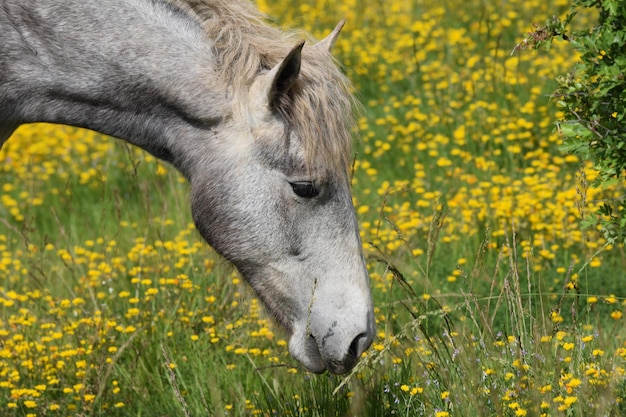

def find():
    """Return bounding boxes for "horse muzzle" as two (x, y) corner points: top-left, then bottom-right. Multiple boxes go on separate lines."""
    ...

(289, 306), (375, 374)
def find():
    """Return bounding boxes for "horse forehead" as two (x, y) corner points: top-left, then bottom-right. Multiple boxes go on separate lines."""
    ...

(246, 114), (350, 177)
(235, 72), (352, 175)
(248, 127), (310, 173)
(244, 120), (338, 180)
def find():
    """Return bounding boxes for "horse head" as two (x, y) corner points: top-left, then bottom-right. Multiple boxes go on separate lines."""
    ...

(189, 24), (375, 374)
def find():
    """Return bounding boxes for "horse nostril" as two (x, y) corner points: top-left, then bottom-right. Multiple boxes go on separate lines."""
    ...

(348, 332), (371, 360)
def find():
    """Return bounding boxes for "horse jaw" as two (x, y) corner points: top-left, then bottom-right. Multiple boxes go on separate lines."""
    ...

(288, 330), (326, 374)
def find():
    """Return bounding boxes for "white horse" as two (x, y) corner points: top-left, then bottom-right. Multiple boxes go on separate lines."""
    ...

(0, 0), (374, 374)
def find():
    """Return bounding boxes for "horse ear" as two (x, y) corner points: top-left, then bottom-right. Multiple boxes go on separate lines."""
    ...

(266, 41), (305, 109)
(314, 19), (345, 52)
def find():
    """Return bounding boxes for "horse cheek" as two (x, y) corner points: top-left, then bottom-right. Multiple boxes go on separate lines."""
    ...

(189, 172), (276, 265)
(190, 179), (237, 261)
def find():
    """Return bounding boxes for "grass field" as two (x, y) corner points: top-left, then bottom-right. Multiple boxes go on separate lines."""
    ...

(2, 0), (626, 416)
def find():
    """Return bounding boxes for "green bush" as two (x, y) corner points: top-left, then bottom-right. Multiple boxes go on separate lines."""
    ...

(518, 0), (626, 243)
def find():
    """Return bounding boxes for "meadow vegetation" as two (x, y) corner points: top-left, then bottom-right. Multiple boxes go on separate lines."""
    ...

(2, 0), (626, 415)
(519, 0), (626, 246)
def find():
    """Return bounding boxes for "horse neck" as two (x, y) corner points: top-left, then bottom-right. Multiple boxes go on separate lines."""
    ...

(0, 0), (227, 177)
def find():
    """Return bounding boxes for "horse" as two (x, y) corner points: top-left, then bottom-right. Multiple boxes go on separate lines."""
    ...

(0, 0), (374, 374)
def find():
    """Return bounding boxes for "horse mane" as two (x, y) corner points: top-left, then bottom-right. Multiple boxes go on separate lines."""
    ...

(167, 0), (356, 173)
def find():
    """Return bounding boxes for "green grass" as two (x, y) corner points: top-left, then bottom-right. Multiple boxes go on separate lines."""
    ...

(2, 0), (626, 416)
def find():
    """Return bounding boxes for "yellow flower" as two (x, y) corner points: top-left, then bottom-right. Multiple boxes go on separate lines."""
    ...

(589, 258), (601, 267)
(550, 311), (564, 323)
(539, 384), (552, 394)
(436, 157), (452, 167)
(23, 400), (37, 408)
(145, 288), (158, 296)
(567, 378), (582, 389)
(564, 396), (578, 406)
(592, 349), (604, 356)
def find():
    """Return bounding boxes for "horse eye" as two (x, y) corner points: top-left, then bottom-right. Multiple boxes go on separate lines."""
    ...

(290, 181), (319, 198)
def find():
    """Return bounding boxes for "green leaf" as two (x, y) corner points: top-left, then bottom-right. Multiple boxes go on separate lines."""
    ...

(558, 122), (593, 139)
